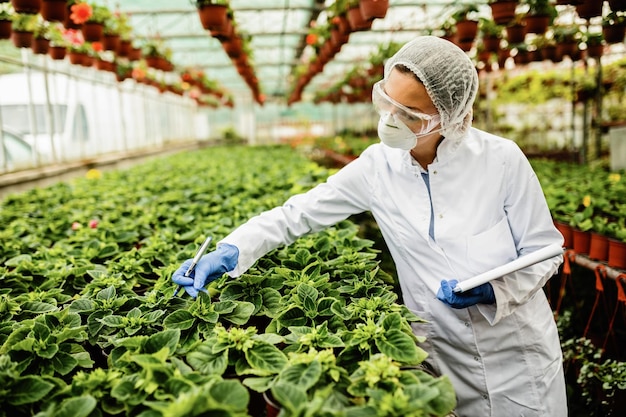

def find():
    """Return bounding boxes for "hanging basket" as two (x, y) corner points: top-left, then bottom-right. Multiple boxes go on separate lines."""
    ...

(455, 19), (478, 42)
(586, 44), (604, 59)
(41, 0), (67, 22)
(603, 24), (626, 44)
(608, 0), (626, 12)
(359, 0), (389, 21)
(103, 33), (120, 52)
(489, 0), (518, 26)
(11, 30), (33, 48)
(196, 4), (228, 31)
(48, 44), (66, 60)
(31, 37), (50, 54)
(575, 0), (604, 20)
(524, 15), (550, 35)
(10, 0), (41, 14)
(0, 19), (11, 39)
(68, 50), (87, 65)
(347, 6), (372, 32)
(81, 21), (103, 42)
(505, 23), (526, 44)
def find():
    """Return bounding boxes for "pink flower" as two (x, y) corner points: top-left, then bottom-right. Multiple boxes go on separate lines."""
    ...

(88, 219), (99, 229)
(71, 222), (82, 230)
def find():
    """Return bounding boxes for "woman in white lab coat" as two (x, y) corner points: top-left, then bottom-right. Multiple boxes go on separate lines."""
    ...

(173, 36), (567, 417)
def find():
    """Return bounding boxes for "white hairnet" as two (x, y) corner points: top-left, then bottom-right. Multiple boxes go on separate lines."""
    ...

(384, 36), (478, 141)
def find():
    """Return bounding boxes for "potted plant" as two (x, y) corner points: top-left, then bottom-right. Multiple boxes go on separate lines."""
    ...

(553, 24), (581, 60)
(41, 0), (68, 22)
(47, 21), (67, 59)
(479, 17), (504, 52)
(488, 0), (519, 26)
(575, 0), (604, 20)
(0, 2), (13, 39)
(359, 0), (389, 21)
(602, 12), (626, 44)
(451, 4), (480, 43)
(523, 0), (557, 34)
(346, 0), (372, 32)
(31, 16), (50, 54)
(584, 32), (604, 59)
(10, 0), (41, 14)
(505, 12), (526, 44)
(10, 12), (36, 48)
(191, 0), (229, 31)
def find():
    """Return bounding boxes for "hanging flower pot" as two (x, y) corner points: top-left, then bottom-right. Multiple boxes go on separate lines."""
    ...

(196, 3), (228, 31)
(608, 0), (626, 12)
(10, 0), (41, 14)
(48, 44), (66, 60)
(68, 50), (86, 65)
(347, 6), (372, 32)
(81, 21), (103, 42)
(556, 0), (583, 4)
(31, 37), (50, 54)
(524, 15), (550, 35)
(541, 44), (558, 61)
(603, 23), (626, 44)
(483, 35), (501, 52)
(359, 0), (389, 21)
(607, 238), (626, 269)
(41, 0), (67, 22)
(505, 22), (526, 44)
(455, 19), (478, 42)
(103, 33), (119, 52)
(0, 19), (11, 39)
(576, 0), (604, 20)
(11, 29), (33, 48)
(489, 0), (518, 26)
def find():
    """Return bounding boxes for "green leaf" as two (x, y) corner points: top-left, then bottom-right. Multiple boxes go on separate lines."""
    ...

(99, 315), (125, 327)
(52, 351), (79, 375)
(277, 306), (307, 327)
(222, 301), (255, 326)
(8, 376), (55, 405)
(186, 344), (228, 375)
(20, 301), (57, 314)
(271, 382), (308, 413)
(143, 329), (180, 354)
(242, 376), (274, 393)
(244, 342), (287, 375)
(375, 329), (427, 364)
(55, 395), (97, 417)
(278, 360), (322, 392)
(163, 310), (195, 330)
(210, 379), (249, 411)
(5, 254), (32, 266)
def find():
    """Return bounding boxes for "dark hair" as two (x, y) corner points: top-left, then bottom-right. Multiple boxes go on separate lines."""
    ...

(393, 63), (423, 84)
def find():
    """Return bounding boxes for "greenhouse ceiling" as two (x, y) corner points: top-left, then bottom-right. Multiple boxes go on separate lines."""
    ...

(116, 0), (491, 105)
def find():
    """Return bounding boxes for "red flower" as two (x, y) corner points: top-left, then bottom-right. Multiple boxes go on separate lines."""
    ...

(306, 33), (318, 45)
(70, 2), (93, 25)
(91, 41), (103, 52)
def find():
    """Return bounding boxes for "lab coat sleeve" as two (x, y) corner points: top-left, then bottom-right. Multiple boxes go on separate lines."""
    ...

(219, 147), (376, 276)
(477, 144), (564, 325)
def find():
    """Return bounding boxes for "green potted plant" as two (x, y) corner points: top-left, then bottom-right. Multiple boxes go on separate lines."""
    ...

(191, 0), (230, 31)
(46, 22), (68, 59)
(479, 17), (504, 52)
(32, 17), (51, 54)
(602, 12), (626, 44)
(0, 2), (13, 40)
(553, 24), (582, 60)
(585, 32), (604, 58)
(488, 0), (519, 26)
(523, 0), (557, 34)
(10, 12), (37, 48)
(451, 4), (480, 43)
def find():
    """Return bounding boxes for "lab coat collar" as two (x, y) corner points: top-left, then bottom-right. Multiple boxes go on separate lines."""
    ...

(400, 132), (466, 170)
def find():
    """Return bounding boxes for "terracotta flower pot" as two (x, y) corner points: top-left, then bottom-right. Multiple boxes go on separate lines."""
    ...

(359, 0), (389, 21)
(588, 232), (609, 261)
(81, 21), (103, 42)
(506, 23), (526, 44)
(575, 0), (604, 20)
(555, 221), (574, 249)
(0, 19), (11, 39)
(609, 0), (626, 12)
(347, 6), (372, 32)
(31, 37), (50, 54)
(489, 0), (518, 26)
(572, 229), (591, 255)
(524, 15), (550, 34)
(607, 239), (626, 269)
(11, 30), (33, 48)
(48, 44), (66, 60)
(41, 0), (67, 22)
(10, 0), (41, 14)
(103, 33), (120, 52)
(68, 50), (86, 65)
(263, 392), (280, 417)
(196, 3), (228, 30)
(455, 19), (478, 42)
(603, 24), (626, 44)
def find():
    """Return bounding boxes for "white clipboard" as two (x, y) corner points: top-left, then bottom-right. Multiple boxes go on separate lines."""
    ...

(452, 243), (564, 293)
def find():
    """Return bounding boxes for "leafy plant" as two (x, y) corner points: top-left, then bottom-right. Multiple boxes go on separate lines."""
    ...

(11, 13), (36, 31)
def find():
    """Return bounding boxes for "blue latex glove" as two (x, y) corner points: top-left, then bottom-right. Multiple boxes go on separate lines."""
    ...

(172, 243), (239, 297)
(436, 279), (495, 309)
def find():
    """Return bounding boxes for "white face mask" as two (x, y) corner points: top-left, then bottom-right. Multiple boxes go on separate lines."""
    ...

(378, 112), (442, 150)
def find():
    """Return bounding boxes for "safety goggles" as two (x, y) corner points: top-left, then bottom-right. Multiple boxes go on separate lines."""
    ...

(372, 80), (441, 133)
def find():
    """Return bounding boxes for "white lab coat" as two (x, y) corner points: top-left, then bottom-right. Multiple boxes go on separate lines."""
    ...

(221, 127), (567, 417)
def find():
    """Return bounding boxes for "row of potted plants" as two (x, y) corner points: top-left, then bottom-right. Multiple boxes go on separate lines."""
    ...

(0, 145), (456, 416)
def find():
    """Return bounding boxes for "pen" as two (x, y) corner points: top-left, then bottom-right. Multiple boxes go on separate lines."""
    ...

(172, 236), (213, 298)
